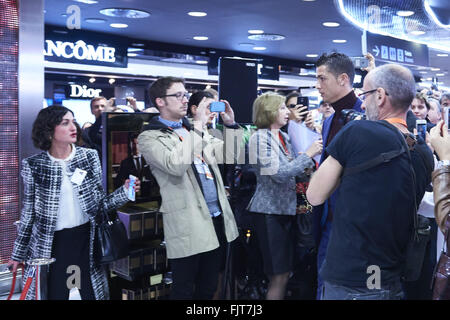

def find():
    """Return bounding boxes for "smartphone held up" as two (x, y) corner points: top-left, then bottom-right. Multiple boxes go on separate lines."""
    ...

(416, 119), (427, 141)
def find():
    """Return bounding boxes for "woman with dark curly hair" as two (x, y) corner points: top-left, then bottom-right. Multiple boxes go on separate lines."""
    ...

(7, 105), (140, 300)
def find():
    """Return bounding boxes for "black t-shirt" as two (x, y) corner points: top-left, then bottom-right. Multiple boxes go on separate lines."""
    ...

(320, 120), (417, 287)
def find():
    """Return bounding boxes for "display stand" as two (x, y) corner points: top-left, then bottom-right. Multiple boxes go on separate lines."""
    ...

(101, 112), (171, 300)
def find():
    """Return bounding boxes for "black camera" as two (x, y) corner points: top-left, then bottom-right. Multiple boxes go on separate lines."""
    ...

(340, 109), (367, 124)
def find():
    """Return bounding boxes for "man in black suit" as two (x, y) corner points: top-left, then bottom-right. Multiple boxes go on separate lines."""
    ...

(115, 135), (158, 199)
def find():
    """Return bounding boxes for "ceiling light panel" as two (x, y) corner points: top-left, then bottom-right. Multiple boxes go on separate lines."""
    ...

(248, 34), (285, 41)
(73, 0), (98, 4)
(100, 8), (151, 19)
(322, 22), (340, 27)
(248, 30), (264, 34)
(334, 0), (450, 52)
(110, 23), (128, 28)
(188, 12), (207, 17)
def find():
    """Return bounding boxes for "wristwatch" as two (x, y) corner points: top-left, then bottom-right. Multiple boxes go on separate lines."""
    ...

(436, 160), (450, 170)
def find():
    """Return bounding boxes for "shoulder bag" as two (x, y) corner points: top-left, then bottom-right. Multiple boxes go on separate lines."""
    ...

(94, 206), (129, 265)
(431, 214), (450, 300)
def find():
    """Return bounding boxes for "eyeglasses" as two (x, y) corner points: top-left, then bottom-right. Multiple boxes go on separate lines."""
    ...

(358, 88), (389, 101)
(358, 89), (377, 101)
(161, 91), (190, 101)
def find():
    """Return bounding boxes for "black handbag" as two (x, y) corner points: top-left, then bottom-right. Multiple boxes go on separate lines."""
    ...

(94, 207), (129, 265)
(294, 180), (316, 252)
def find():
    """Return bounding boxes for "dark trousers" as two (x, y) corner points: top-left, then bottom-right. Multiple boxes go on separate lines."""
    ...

(169, 215), (227, 300)
(316, 220), (332, 300)
(322, 280), (404, 300)
(47, 222), (95, 300)
(403, 217), (438, 300)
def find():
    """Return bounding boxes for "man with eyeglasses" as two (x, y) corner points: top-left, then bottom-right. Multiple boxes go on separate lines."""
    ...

(307, 64), (433, 299)
(137, 76), (239, 300)
(312, 52), (363, 299)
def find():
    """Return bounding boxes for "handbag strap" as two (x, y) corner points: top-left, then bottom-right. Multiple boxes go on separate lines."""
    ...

(445, 214), (450, 254)
(6, 264), (24, 301)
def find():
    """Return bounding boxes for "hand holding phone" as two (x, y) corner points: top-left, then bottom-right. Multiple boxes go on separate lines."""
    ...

(350, 56), (369, 69)
(415, 119), (427, 141)
(127, 175), (137, 201)
(209, 101), (226, 113)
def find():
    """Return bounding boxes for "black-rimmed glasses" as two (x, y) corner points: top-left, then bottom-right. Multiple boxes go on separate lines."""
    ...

(358, 88), (389, 101)
(161, 92), (190, 101)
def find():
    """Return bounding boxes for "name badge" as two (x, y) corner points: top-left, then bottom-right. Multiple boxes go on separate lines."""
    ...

(71, 168), (87, 185)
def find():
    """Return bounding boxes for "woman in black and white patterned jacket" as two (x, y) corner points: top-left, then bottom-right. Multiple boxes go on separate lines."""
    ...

(7, 106), (139, 300)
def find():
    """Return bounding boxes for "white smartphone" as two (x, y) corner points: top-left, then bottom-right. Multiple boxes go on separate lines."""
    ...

(416, 119), (427, 141)
(128, 174), (136, 201)
(445, 107), (450, 133)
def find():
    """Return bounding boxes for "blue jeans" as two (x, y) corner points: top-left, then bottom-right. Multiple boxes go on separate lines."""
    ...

(322, 280), (404, 300)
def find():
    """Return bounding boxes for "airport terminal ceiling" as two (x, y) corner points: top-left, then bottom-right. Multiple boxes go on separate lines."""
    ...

(43, 0), (450, 88)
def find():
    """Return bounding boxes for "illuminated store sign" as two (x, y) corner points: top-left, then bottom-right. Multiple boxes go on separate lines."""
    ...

(70, 84), (102, 98)
(45, 27), (128, 68)
(45, 40), (116, 63)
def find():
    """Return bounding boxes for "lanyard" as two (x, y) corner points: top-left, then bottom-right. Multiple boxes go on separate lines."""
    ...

(384, 118), (408, 129)
(168, 125), (189, 141)
(278, 132), (290, 155)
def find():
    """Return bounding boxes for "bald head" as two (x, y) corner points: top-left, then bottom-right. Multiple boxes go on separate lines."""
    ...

(367, 64), (416, 112)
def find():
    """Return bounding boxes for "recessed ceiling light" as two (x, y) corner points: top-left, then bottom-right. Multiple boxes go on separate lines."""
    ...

(332, 39), (347, 43)
(436, 73), (445, 77)
(253, 46), (267, 51)
(431, 67), (440, 71)
(89, 77), (96, 83)
(127, 48), (143, 52)
(110, 23), (128, 28)
(437, 53), (449, 57)
(248, 34), (285, 41)
(396, 10), (414, 17)
(109, 78), (116, 84)
(239, 42), (255, 47)
(100, 8), (150, 19)
(188, 11), (207, 17)
(248, 29), (264, 34)
(426, 77), (433, 81)
(73, 0), (98, 4)
(195, 60), (208, 64)
(323, 22), (340, 27)
(193, 36), (208, 41)
(85, 18), (106, 24)
(127, 53), (138, 57)
(410, 30), (425, 36)
(306, 54), (318, 58)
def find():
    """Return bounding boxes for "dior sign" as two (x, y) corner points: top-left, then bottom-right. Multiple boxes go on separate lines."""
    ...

(70, 84), (102, 98)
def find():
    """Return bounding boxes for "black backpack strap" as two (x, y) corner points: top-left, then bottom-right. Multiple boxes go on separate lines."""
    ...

(342, 147), (406, 177)
(377, 120), (419, 239)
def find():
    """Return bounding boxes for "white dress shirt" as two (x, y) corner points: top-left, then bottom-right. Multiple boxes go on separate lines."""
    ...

(47, 145), (89, 231)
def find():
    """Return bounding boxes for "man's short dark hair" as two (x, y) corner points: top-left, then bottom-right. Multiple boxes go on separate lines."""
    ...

(316, 52), (355, 85)
(32, 105), (75, 151)
(148, 76), (185, 108)
(187, 91), (214, 117)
